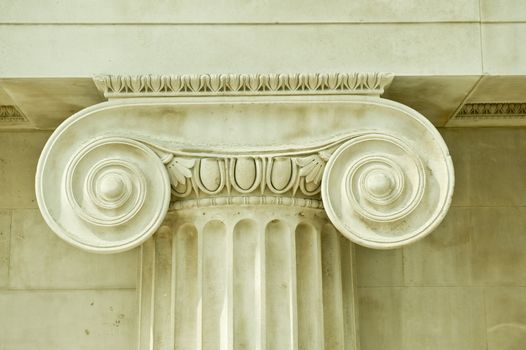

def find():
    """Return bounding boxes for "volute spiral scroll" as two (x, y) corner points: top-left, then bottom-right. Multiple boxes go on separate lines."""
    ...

(36, 136), (171, 254)
(321, 132), (454, 249)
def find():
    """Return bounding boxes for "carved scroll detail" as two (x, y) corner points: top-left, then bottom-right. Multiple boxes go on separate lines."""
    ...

(322, 133), (454, 249)
(36, 136), (171, 253)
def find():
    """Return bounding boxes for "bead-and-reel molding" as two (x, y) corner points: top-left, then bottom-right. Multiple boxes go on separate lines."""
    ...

(37, 136), (170, 253)
(322, 132), (453, 249)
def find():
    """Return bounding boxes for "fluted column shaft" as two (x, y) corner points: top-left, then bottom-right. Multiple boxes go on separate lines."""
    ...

(138, 206), (360, 350)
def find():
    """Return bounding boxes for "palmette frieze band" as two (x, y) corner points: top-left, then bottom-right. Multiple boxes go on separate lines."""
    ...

(94, 72), (394, 98)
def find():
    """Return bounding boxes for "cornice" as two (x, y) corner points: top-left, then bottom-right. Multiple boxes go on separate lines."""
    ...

(93, 73), (394, 99)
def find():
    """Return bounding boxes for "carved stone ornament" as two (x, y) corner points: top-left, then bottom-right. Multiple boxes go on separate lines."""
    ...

(93, 72), (394, 98)
(36, 73), (454, 253)
(448, 102), (526, 126)
(0, 105), (29, 124)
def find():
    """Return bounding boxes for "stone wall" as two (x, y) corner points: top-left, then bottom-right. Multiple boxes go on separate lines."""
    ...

(0, 132), (138, 348)
(0, 127), (524, 349)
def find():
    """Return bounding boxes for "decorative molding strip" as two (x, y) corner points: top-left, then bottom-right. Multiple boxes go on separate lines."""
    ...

(448, 102), (526, 127)
(93, 72), (394, 98)
(456, 103), (526, 119)
(171, 195), (324, 210)
(0, 105), (28, 123)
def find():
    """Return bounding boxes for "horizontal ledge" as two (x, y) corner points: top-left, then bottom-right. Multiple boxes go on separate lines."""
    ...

(0, 21), (493, 25)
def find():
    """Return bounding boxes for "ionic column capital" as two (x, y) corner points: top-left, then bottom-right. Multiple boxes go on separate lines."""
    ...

(36, 73), (454, 253)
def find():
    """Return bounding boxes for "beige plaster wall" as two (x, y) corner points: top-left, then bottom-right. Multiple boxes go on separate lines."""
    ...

(0, 127), (525, 349)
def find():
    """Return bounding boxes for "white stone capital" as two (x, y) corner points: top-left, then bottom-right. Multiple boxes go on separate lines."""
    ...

(36, 73), (454, 253)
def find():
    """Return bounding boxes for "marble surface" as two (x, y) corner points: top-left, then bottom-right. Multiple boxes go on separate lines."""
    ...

(0, 24), (482, 77)
(485, 287), (526, 350)
(359, 287), (487, 350)
(441, 128), (526, 207)
(480, 0), (526, 22)
(0, 210), (10, 288)
(403, 207), (472, 286)
(482, 23), (526, 75)
(9, 209), (137, 289)
(0, 0), (480, 23)
(0, 290), (137, 350)
(0, 131), (51, 208)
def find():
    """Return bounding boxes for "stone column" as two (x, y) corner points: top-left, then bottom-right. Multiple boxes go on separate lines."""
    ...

(34, 73), (454, 350)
